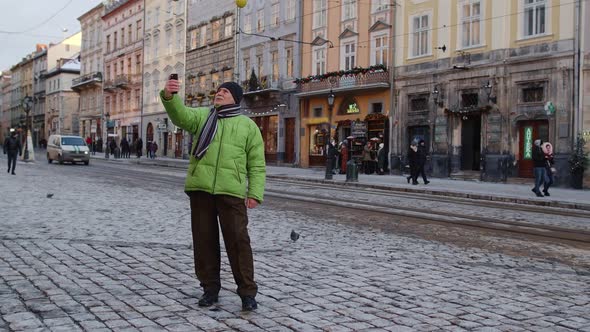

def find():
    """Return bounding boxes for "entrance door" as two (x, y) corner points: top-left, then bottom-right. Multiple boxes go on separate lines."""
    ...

(175, 131), (183, 158)
(518, 120), (549, 178)
(461, 114), (481, 171)
(163, 132), (168, 156)
(284, 118), (295, 163)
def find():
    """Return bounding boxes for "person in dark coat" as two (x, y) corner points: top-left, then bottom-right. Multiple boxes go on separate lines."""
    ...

(407, 141), (418, 184)
(339, 141), (348, 174)
(3, 131), (22, 175)
(416, 139), (430, 184)
(121, 138), (130, 158)
(542, 142), (554, 197)
(531, 139), (546, 197)
(136, 138), (143, 158)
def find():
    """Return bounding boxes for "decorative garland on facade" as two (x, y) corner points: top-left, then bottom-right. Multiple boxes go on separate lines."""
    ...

(294, 64), (387, 84)
(364, 113), (387, 121)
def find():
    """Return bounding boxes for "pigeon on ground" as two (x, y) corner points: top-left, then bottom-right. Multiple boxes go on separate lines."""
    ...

(290, 230), (300, 242)
(46, 193), (54, 198)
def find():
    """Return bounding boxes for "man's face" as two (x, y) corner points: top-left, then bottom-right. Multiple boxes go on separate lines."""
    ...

(214, 88), (235, 107)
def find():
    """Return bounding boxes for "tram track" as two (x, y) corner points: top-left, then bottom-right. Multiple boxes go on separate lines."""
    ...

(58, 160), (590, 244)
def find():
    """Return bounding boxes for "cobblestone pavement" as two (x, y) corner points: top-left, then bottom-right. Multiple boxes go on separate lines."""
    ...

(1, 158), (589, 331)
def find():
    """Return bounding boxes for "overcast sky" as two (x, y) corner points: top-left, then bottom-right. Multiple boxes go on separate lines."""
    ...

(0, 0), (102, 72)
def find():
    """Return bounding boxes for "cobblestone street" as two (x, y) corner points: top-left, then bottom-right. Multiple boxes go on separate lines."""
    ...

(1, 159), (589, 331)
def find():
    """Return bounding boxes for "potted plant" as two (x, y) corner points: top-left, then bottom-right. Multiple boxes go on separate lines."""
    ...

(568, 134), (588, 189)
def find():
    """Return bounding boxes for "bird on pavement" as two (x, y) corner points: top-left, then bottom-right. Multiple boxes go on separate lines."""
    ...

(46, 193), (54, 198)
(290, 230), (300, 242)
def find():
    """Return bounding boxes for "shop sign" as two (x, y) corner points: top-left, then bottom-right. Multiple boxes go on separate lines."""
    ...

(523, 126), (533, 160)
(351, 121), (367, 138)
(346, 103), (360, 114)
(90, 124), (97, 133)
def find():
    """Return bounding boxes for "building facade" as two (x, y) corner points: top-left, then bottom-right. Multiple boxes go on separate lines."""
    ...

(580, 0), (590, 187)
(45, 56), (81, 136)
(32, 45), (48, 147)
(297, 0), (394, 168)
(143, 0), (186, 158)
(102, 0), (144, 148)
(238, 0), (301, 165)
(0, 71), (11, 143)
(392, 0), (578, 185)
(73, 3), (105, 147)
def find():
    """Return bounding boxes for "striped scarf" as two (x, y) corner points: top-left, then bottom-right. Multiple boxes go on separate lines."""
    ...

(193, 104), (242, 159)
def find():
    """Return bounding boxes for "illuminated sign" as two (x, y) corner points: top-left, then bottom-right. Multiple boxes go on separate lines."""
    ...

(523, 126), (533, 160)
(346, 103), (360, 114)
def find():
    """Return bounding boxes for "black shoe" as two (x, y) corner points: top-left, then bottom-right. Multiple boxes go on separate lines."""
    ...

(407, 176), (411, 184)
(241, 296), (257, 311)
(6, 169), (9, 173)
(543, 190), (550, 197)
(11, 172), (15, 175)
(533, 190), (543, 197)
(198, 292), (218, 307)
(424, 180), (430, 185)
(412, 181), (419, 185)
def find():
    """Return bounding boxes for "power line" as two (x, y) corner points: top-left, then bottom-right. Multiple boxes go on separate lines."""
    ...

(0, 0), (75, 34)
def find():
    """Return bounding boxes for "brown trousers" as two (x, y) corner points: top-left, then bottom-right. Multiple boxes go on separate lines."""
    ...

(187, 191), (257, 297)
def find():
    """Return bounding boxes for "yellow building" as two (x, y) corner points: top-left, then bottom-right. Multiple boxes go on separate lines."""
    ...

(296, 0), (393, 168)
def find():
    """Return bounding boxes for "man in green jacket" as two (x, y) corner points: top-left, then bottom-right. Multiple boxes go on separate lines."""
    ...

(161, 78), (265, 311)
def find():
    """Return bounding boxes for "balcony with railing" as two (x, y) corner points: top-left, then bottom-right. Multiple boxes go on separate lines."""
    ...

(103, 79), (117, 91)
(72, 72), (103, 91)
(295, 65), (390, 97)
(115, 74), (131, 89)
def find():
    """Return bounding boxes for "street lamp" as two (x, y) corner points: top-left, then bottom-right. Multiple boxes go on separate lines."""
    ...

(483, 80), (497, 104)
(325, 89), (336, 180)
(21, 95), (33, 161)
(432, 85), (443, 108)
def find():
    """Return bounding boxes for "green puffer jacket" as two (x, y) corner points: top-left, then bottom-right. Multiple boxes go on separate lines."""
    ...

(160, 91), (266, 203)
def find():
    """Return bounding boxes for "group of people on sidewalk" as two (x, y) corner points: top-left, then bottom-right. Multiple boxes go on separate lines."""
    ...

(532, 139), (555, 197)
(406, 139), (430, 185)
(99, 137), (158, 159)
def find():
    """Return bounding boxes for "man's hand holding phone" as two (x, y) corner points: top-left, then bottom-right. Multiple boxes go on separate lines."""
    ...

(164, 73), (180, 99)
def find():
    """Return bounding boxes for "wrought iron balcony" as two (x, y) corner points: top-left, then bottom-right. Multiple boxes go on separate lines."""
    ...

(295, 66), (390, 97)
(72, 72), (103, 91)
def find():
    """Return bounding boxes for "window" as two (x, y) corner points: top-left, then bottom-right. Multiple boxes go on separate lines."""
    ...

(286, 0), (296, 21)
(106, 35), (111, 52)
(146, 11), (151, 28)
(271, 51), (279, 82)
(372, 0), (389, 12)
(112, 95), (117, 113)
(167, 0), (173, 18)
(244, 14), (252, 34)
(199, 75), (206, 90)
(106, 65), (111, 81)
(256, 54), (263, 77)
(154, 7), (160, 26)
(127, 91), (132, 110)
(153, 33), (159, 59)
(135, 89), (141, 108)
(190, 29), (198, 49)
(144, 39), (151, 62)
(523, 86), (544, 103)
(127, 57), (131, 75)
(372, 102), (383, 113)
(372, 34), (388, 66)
(224, 16), (233, 38)
(135, 55), (141, 74)
(343, 42), (356, 71)
(136, 20), (142, 40)
(243, 58), (250, 78)
(286, 48), (293, 78)
(257, 10), (264, 32)
(271, 3), (280, 27)
(343, 0), (357, 20)
(313, 0), (327, 29)
(176, 0), (184, 14)
(524, 0), (546, 37)
(212, 73), (220, 88)
(166, 29), (173, 54)
(410, 95), (429, 112)
(121, 27), (125, 47)
(199, 25), (206, 46)
(176, 25), (183, 50)
(313, 107), (323, 117)
(212, 20), (221, 42)
(411, 14), (430, 57)
(313, 47), (326, 75)
(113, 32), (118, 50)
(461, 93), (479, 108)
(128, 24), (133, 43)
(461, 0), (481, 48)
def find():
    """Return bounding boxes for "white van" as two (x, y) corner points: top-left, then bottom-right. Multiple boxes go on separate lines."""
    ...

(47, 135), (90, 165)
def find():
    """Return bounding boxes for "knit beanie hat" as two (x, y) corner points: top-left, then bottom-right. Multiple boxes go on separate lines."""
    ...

(217, 82), (243, 104)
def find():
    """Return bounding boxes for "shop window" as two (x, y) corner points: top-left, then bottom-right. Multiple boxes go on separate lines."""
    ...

(372, 102), (383, 113)
(522, 86), (544, 103)
(310, 128), (327, 156)
(313, 107), (323, 118)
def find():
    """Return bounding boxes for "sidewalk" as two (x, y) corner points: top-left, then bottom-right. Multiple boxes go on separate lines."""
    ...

(90, 154), (590, 210)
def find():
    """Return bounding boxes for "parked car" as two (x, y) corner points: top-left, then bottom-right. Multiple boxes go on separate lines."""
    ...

(47, 135), (90, 165)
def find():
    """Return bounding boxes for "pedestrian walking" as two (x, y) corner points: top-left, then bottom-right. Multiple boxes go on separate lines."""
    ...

(542, 141), (555, 196)
(339, 141), (348, 174)
(3, 130), (22, 175)
(150, 142), (158, 159)
(362, 142), (373, 174)
(416, 139), (430, 184)
(531, 139), (546, 197)
(136, 138), (143, 158)
(407, 141), (418, 184)
(161, 77), (265, 311)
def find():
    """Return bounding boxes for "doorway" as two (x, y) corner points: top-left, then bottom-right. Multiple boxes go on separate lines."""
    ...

(518, 120), (549, 178)
(461, 114), (481, 171)
(284, 118), (295, 163)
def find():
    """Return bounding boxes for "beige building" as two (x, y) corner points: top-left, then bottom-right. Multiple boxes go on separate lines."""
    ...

(73, 3), (105, 146)
(143, 0), (186, 158)
(0, 71), (11, 142)
(580, 0), (590, 187)
(44, 32), (82, 137)
(102, 0), (144, 147)
(392, 0), (579, 186)
(297, 0), (393, 168)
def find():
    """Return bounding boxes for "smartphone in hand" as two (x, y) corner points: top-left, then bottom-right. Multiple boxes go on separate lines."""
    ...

(169, 73), (178, 94)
